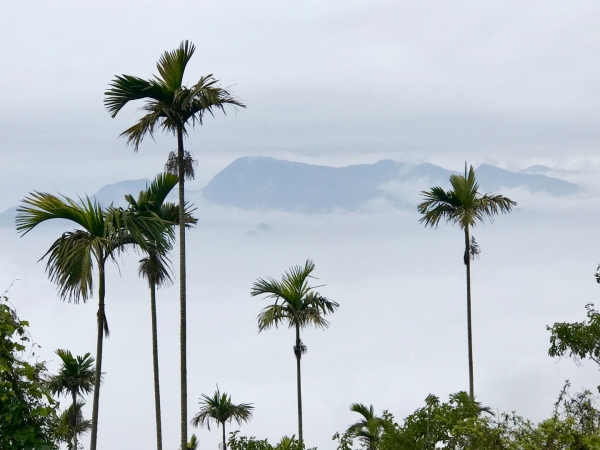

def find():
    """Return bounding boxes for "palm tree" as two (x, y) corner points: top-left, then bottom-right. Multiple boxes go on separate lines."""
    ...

(191, 387), (254, 450)
(16, 194), (168, 450)
(275, 435), (299, 450)
(187, 434), (199, 450)
(251, 260), (339, 444)
(105, 40), (245, 450)
(128, 172), (196, 450)
(346, 404), (383, 450)
(50, 401), (92, 450)
(47, 349), (95, 450)
(417, 164), (516, 399)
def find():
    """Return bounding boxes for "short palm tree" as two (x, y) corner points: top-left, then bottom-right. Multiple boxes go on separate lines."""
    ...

(105, 40), (245, 450)
(418, 164), (516, 399)
(346, 404), (383, 450)
(191, 387), (254, 450)
(251, 260), (339, 444)
(47, 349), (95, 450)
(16, 194), (168, 450)
(50, 400), (92, 450)
(128, 172), (196, 450)
(187, 434), (199, 450)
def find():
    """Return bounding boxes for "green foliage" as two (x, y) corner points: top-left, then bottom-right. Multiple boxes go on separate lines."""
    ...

(49, 401), (92, 450)
(229, 432), (313, 450)
(187, 434), (199, 450)
(548, 303), (600, 370)
(46, 349), (95, 450)
(0, 293), (57, 450)
(345, 403), (384, 450)
(336, 385), (600, 450)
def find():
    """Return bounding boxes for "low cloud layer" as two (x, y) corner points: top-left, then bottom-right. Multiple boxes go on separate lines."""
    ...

(3, 188), (600, 448)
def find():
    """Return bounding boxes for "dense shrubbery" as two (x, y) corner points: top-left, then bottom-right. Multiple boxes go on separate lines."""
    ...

(224, 385), (600, 450)
(228, 431), (315, 450)
(332, 385), (600, 450)
(0, 293), (57, 450)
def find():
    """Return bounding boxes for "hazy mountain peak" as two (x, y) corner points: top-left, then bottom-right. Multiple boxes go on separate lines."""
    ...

(202, 157), (580, 213)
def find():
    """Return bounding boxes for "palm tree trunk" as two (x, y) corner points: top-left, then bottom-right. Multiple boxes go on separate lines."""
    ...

(90, 261), (105, 450)
(150, 281), (163, 450)
(222, 423), (227, 450)
(177, 126), (188, 450)
(295, 324), (303, 444)
(464, 226), (475, 400)
(72, 391), (78, 450)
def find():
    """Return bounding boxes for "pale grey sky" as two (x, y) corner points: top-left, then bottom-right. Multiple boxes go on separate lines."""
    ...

(2, 2), (600, 449)
(1, 1), (600, 209)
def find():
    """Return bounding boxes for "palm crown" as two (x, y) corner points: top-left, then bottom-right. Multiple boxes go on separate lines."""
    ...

(127, 172), (196, 289)
(47, 349), (96, 399)
(346, 403), (383, 450)
(16, 195), (167, 305)
(104, 40), (245, 150)
(417, 165), (516, 229)
(192, 387), (254, 450)
(191, 387), (254, 431)
(251, 260), (339, 331)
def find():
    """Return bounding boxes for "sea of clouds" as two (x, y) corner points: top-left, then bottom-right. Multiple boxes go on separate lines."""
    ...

(2, 175), (600, 449)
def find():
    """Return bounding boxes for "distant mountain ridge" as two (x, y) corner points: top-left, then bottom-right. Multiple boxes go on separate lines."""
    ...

(202, 157), (580, 213)
(0, 158), (582, 226)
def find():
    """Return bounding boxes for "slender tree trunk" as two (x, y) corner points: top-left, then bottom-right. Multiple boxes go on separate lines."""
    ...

(464, 226), (475, 400)
(90, 261), (105, 450)
(222, 423), (227, 450)
(295, 324), (303, 444)
(150, 280), (163, 450)
(177, 126), (188, 450)
(72, 391), (78, 450)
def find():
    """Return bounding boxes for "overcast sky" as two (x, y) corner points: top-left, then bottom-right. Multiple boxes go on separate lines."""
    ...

(2, 2), (600, 450)
(2, 1), (600, 209)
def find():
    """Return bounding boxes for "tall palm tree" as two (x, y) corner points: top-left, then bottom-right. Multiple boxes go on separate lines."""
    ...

(417, 164), (516, 399)
(16, 195), (168, 450)
(346, 404), (383, 450)
(105, 40), (245, 450)
(47, 349), (95, 450)
(128, 172), (196, 450)
(191, 387), (254, 450)
(251, 260), (339, 444)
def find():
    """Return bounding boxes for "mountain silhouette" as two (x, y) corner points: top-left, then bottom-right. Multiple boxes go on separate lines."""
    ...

(202, 157), (580, 213)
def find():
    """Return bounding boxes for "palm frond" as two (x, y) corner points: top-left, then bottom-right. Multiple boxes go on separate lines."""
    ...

(139, 252), (173, 289)
(104, 75), (169, 118)
(118, 104), (169, 150)
(257, 304), (289, 331)
(133, 172), (179, 212)
(16, 192), (105, 237)
(154, 40), (195, 91)
(183, 76), (246, 126)
(43, 231), (99, 303)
